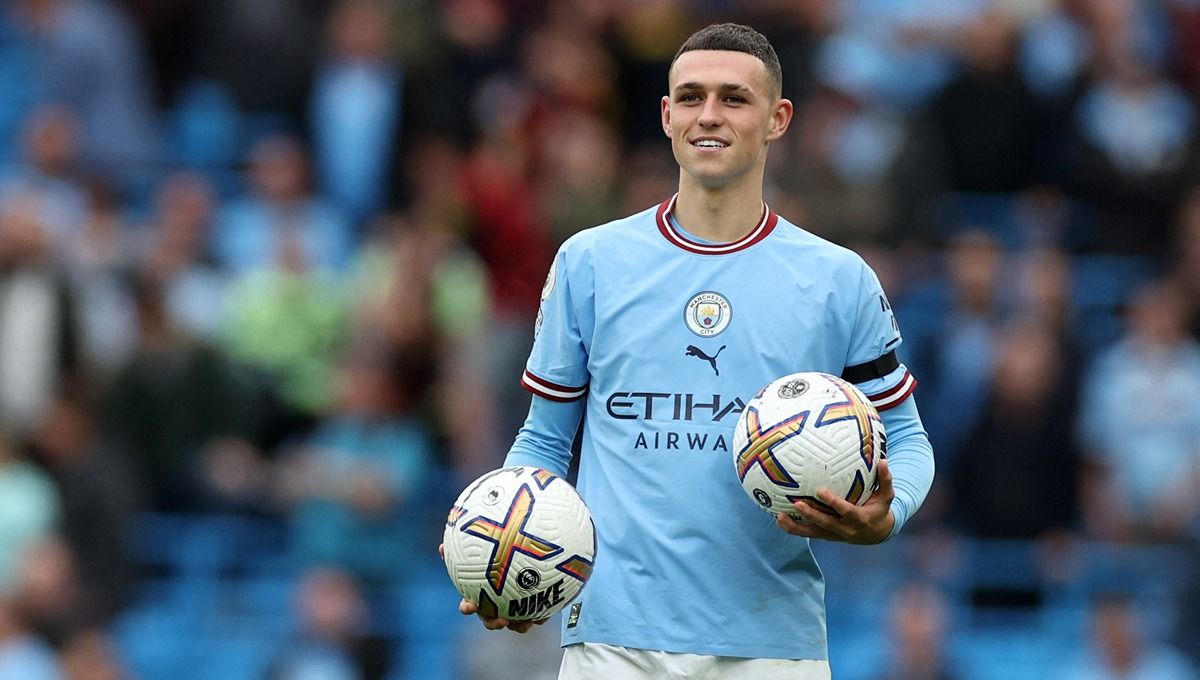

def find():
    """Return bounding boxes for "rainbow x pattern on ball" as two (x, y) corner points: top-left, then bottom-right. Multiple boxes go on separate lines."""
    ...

(735, 407), (809, 487)
(459, 483), (564, 595)
(814, 378), (882, 471)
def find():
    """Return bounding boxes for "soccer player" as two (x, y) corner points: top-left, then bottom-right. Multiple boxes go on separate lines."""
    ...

(449, 23), (935, 679)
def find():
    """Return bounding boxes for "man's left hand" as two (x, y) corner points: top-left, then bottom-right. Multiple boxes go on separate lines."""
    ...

(777, 458), (896, 545)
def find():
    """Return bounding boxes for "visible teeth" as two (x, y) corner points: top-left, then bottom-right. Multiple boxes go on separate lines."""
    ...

(694, 140), (726, 148)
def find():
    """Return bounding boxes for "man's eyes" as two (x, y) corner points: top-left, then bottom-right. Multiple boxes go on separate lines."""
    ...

(677, 93), (746, 104)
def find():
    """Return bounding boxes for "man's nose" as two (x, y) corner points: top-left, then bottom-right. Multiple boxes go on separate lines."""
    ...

(698, 97), (723, 127)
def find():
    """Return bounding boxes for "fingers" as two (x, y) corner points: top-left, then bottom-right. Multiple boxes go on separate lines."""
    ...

(789, 498), (847, 537)
(482, 616), (513, 631)
(449, 547), (520, 631)
(814, 488), (855, 519)
(502, 617), (548, 633)
(874, 458), (894, 499)
(466, 601), (510, 630)
(776, 511), (840, 540)
(451, 554), (506, 630)
(459, 597), (543, 633)
(780, 485), (889, 543)
(438, 543), (445, 560)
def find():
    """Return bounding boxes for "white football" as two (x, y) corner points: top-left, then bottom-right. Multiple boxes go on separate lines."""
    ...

(732, 372), (885, 518)
(443, 466), (596, 621)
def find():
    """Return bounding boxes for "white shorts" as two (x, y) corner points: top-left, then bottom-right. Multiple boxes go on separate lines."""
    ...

(558, 642), (831, 680)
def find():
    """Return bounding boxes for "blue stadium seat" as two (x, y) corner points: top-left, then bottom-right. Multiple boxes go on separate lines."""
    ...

(1070, 255), (1159, 311)
(936, 192), (1096, 250)
(164, 81), (243, 170)
(951, 627), (1064, 680)
(130, 512), (292, 577)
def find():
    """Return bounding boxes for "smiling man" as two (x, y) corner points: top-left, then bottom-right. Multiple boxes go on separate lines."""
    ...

(447, 23), (936, 680)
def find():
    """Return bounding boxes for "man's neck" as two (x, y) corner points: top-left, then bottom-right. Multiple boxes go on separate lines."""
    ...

(673, 177), (765, 243)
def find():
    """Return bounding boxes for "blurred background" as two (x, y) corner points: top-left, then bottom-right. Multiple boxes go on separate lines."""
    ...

(0, 0), (1198, 678)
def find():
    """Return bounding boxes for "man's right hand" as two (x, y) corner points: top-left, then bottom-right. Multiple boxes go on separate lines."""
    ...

(457, 597), (547, 633)
(439, 544), (548, 634)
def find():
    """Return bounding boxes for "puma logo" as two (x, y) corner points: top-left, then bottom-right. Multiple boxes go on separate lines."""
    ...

(685, 345), (726, 376)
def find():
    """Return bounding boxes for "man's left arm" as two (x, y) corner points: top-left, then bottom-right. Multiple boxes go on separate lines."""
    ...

(778, 258), (934, 543)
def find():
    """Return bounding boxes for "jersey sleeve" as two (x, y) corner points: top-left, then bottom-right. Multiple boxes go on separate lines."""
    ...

(878, 396), (935, 538)
(843, 259), (917, 411)
(520, 246), (591, 402)
(505, 395), (585, 478)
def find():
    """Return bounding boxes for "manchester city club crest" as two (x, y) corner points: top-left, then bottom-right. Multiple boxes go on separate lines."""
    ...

(684, 291), (732, 337)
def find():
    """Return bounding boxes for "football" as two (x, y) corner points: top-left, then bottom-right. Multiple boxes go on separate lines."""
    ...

(443, 466), (596, 621)
(732, 372), (885, 518)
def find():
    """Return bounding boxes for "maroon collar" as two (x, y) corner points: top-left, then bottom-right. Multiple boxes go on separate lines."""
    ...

(656, 193), (778, 255)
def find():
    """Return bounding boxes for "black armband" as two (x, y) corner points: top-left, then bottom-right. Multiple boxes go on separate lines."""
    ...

(841, 350), (899, 384)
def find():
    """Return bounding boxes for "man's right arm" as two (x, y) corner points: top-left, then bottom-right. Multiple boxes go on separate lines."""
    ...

(504, 394), (587, 478)
(449, 393), (585, 633)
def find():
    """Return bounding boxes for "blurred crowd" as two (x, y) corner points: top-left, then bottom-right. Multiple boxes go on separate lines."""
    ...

(0, 0), (1199, 678)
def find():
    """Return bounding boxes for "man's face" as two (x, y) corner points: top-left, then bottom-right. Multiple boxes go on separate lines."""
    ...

(661, 50), (791, 190)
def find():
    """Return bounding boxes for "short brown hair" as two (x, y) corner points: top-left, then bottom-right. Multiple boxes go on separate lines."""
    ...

(671, 23), (782, 97)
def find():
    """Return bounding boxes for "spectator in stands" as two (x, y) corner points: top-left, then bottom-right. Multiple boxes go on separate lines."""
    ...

(58, 628), (124, 680)
(102, 274), (253, 512)
(772, 68), (908, 244)
(31, 393), (136, 622)
(873, 581), (959, 680)
(912, 229), (1006, 481)
(213, 133), (354, 275)
(1062, 593), (1198, 680)
(67, 179), (136, 377)
(0, 195), (79, 440)
(953, 318), (1081, 539)
(1017, 0), (1091, 102)
(13, 0), (158, 195)
(268, 567), (390, 680)
(219, 225), (349, 424)
(924, 10), (1040, 194)
(308, 0), (406, 227)
(0, 430), (58, 594)
(349, 211), (493, 472)
(12, 536), (84, 647)
(1077, 280), (1200, 542)
(538, 112), (623, 246)
(0, 105), (87, 253)
(402, 0), (513, 145)
(1065, 0), (1196, 254)
(1013, 247), (1076, 334)
(278, 343), (435, 585)
(188, 0), (326, 117)
(140, 172), (228, 342)
(0, 593), (61, 680)
(459, 121), (551, 439)
(0, 114), (128, 380)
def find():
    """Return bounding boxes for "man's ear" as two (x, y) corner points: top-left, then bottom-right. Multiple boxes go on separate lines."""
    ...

(661, 95), (672, 138)
(767, 98), (794, 142)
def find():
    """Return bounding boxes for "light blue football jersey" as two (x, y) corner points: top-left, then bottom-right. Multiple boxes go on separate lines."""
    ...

(507, 195), (923, 660)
